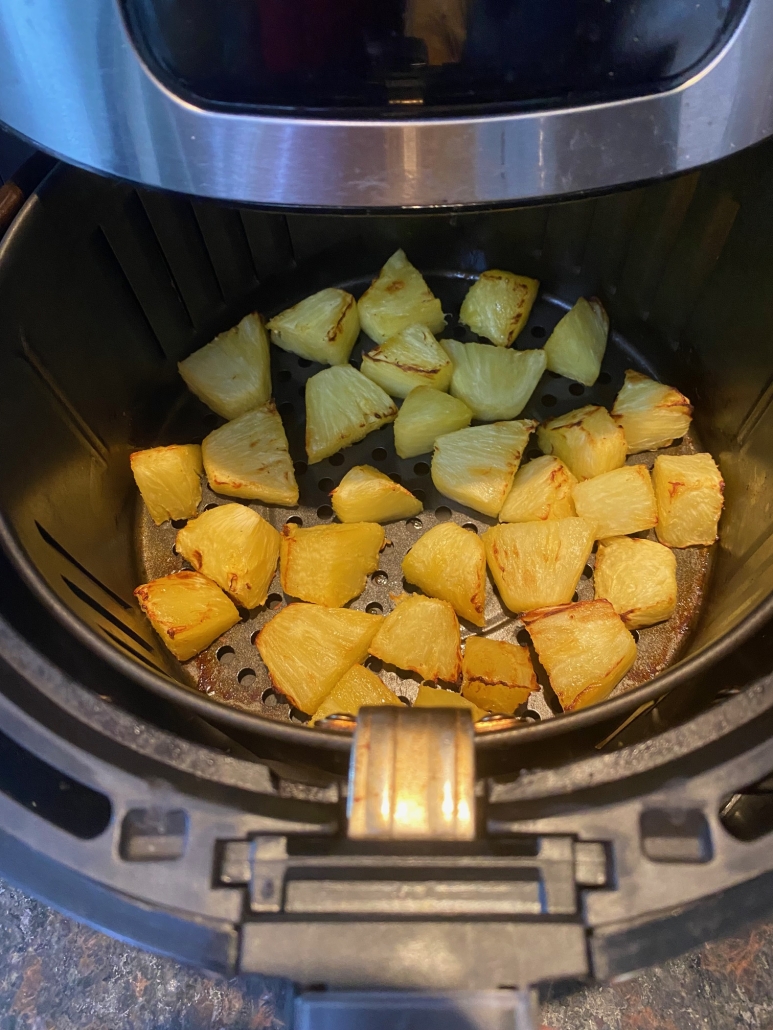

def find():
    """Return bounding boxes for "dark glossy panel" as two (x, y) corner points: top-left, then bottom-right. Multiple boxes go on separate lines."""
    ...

(123, 0), (748, 113)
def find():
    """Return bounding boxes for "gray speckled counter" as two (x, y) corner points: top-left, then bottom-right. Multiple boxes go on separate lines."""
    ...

(0, 877), (770, 1029)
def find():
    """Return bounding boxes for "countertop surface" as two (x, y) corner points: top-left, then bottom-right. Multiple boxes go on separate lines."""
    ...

(0, 878), (771, 1029)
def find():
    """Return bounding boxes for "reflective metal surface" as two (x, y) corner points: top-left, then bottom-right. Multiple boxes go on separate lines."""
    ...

(0, 0), (772, 207)
(348, 707), (475, 840)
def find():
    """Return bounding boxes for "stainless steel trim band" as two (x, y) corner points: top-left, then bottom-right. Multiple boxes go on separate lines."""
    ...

(0, 2), (771, 209)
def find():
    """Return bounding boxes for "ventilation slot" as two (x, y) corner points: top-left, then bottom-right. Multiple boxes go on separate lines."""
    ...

(63, 577), (153, 652)
(0, 725), (111, 839)
(720, 773), (773, 842)
(37, 522), (131, 609)
(100, 628), (164, 672)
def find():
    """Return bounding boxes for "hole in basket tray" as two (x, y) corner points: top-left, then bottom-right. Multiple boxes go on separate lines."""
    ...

(237, 668), (257, 687)
(262, 687), (284, 707)
(414, 462), (430, 476)
(517, 629), (531, 647)
(366, 602), (384, 615)
(372, 447), (387, 462)
(462, 522), (478, 533)
(329, 452), (345, 466)
(216, 645), (236, 664)
(598, 371), (612, 385)
(317, 504), (333, 520)
(266, 593), (284, 610)
(276, 369), (292, 383)
(318, 478), (334, 493)
(530, 325), (546, 339)
(541, 394), (557, 408)
(372, 570), (388, 585)
(286, 515), (303, 527)
(294, 460), (308, 476)
(171, 519), (187, 529)
(569, 383), (585, 396)
(435, 506), (452, 521)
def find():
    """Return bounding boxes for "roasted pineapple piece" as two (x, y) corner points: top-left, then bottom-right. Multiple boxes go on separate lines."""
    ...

(175, 503), (280, 609)
(459, 270), (539, 347)
(331, 465), (422, 524)
(543, 298), (609, 387)
(280, 522), (384, 607)
(130, 444), (203, 526)
(538, 405), (626, 482)
(612, 370), (694, 453)
(594, 536), (677, 629)
(402, 522), (486, 626)
(393, 386), (473, 459)
(311, 664), (400, 724)
(134, 571), (239, 661)
(369, 594), (461, 683)
(202, 402), (298, 505)
(358, 250), (445, 345)
(483, 517), (595, 613)
(461, 636), (538, 714)
(432, 420), (536, 517)
(178, 313), (270, 420)
(499, 455), (577, 524)
(256, 603), (382, 714)
(652, 453), (724, 547)
(267, 287), (359, 366)
(523, 600), (637, 711)
(361, 323), (453, 398)
(441, 339), (546, 420)
(305, 365), (397, 464)
(414, 683), (485, 721)
(572, 463), (658, 540)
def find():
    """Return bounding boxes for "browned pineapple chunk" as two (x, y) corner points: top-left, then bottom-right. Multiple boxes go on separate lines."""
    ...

(202, 402), (298, 505)
(134, 571), (239, 661)
(360, 323), (453, 398)
(461, 636), (537, 714)
(280, 522), (384, 607)
(414, 683), (486, 721)
(499, 455), (577, 523)
(459, 270), (539, 347)
(130, 444), (203, 526)
(331, 465), (422, 524)
(594, 536), (677, 630)
(401, 522), (486, 626)
(358, 250), (445, 345)
(652, 453), (724, 547)
(572, 463), (658, 540)
(175, 503), (280, 609)
(612, 370), (693, 453)
(369, 594), (461, 683)
(305, 365), (397, 464)
(483, 517), (595, 613)
(538, 405), (626, 482)
(256, 603), (382, 713)
(311, 664), (400, 724)
(523, 600), (637, 711)
(267, 287), (359, 366)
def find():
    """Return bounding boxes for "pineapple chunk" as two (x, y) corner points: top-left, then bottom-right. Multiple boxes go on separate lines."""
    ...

(358, 250), (445, 345)
(305, 365), (397, 464)
(256, 603), (381, 713)
(461, 636), (537, 714)
(431, 420), (536, 517)
(134, 570), (239, 661)
(175, 503), (280, 609)
(612, 370), (694, 453)
(394, 386), (473, 459)
(441, 339), (546, 420)
(538, 405), (626, 482)
(178, 313), (270, 420)
(594, 536), (677, 629)
(483, 517), (595, 613)
(369, 594), (461, 683)
(652, 453), (724, 547)
(311, 664), (400, 724)
(572, 463), (658, 540)
(523, 600), (637, 711)
(414, 683), (485, 721)
(331, 465), (422, 524)
(202, 402), (298, 505)
(402, 522), (486, 626)
(267, 287), (359, 366)
(499, 455), (577, 524)
(280, 522), (384, 607)
(543, 297), (609, 387)
(459, 270), (539, 347)
(130, 444), (202, 526)
(361, 323), (453, 398)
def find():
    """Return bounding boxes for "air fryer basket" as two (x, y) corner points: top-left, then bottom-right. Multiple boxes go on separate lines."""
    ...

(2, 145), (773, 765)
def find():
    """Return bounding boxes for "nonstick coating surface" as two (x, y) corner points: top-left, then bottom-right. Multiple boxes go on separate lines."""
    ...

(137, 272), (712, 728)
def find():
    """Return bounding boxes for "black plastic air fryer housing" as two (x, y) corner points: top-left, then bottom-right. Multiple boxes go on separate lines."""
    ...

(4, 130), (773, 1012)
